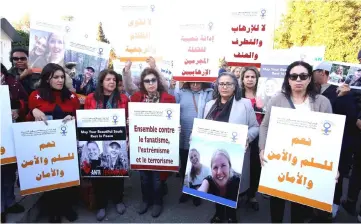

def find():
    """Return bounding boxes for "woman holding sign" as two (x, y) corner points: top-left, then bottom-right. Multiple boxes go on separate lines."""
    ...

(203, 72), (259, 223)
(168, 80), (213, 205)
(26, 63), (80, 223)
(130, 67), (176, 218)
(258, 61), (334, 223)
(84, 69), (129, 221)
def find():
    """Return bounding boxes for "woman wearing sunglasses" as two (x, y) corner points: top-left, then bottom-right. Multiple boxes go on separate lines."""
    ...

(130, 67), (175, 218)
(258, 61), (337, 223)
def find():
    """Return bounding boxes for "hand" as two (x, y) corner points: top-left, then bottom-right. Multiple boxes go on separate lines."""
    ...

(1, 73), (6, 85)
(21, 68), (33, 77)
(124, 60), (132, 72)
(337, 84), (350, 97)
(356, 119), (361, 130)
(12, 110), (19, 121)
(146, 56), (156, 69)
(170, 79), (176, 89)
(335, 171), (340, 183)
(32, 108), (48, 125)
(62, 115), (74, 123)
(259, 149), (267, 167)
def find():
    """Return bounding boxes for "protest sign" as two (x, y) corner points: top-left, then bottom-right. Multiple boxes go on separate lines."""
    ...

(13, 120), (79, 196)
(116, 1), (167, 86)
(182, 119), (248, 208)
(76, 109), (128, 177)
(327, 62), (361, 89)
(64, 38), (111, 87)
(29, 17), (69, 73)
(258, 107), (345, 212)
(217, 0), (275, 68)
(256, 47), (325, 113)
(171, 1), (220, 82)
(0, 85), (16, 165)
(129, 102), (179, 171)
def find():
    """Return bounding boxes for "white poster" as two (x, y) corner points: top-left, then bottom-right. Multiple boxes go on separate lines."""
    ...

(13, 120), (80, 196)
(129, 102), (180, 171)
(182, 119), (248, 208)
(0, 85), (16, 165)
(76, 109), (129, 177)
(258, 107), (345, 212)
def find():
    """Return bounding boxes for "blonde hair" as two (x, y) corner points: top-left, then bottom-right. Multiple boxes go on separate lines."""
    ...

(189, 148), (201, 182)
(210, 149), (233, 178)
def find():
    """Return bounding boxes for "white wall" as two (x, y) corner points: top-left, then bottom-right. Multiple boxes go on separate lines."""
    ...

(1, 29), (13, 69)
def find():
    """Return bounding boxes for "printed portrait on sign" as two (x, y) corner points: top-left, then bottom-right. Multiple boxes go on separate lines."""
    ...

(79, 140), (129, 177)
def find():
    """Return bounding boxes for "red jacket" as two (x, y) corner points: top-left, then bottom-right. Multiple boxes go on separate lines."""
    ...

(84, 93), (129, 116)
(130, 91), (175, 180)
(26, 90), (80, 121)
(130, 91), (176, 103)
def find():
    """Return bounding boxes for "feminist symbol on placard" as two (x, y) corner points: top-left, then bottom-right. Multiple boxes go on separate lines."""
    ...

(112, 115), (118, 125)
(322, 122), (332, 135)
(60, 125), (67, 136)
(166, 109), (172, 120)
(139, 63), (143, 70)
(208, 22), (213, 31)
(150, 5), (155, 12)
(231, 132), (238, 142)
(65, 26), (71, 33)
(171, 60), (174, 68)
(261, 9), (267, 19)
(98, 48), (103, 57)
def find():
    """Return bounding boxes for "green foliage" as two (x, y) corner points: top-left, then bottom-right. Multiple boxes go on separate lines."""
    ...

(274, 0), (361, 63)
(12, 29), (29, 49)
(96, 22), (110, 44)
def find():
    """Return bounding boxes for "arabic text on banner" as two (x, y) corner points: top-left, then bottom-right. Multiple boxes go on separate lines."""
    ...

(258, 107), (345, 212)
(171, 1), (220, 82)
(129, 102), (180, 171)
(219, 0), (275, 67)
(0, 85), (16, 165)
(76, 109), (129, 177)
(13, 120), (80, 196)
(182, 118), (248, 208)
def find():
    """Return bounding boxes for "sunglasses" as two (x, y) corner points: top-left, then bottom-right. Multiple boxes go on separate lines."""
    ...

(12, 57), (27, 61)
(289, 73), (310, 81)
(143, 78), (157, 84)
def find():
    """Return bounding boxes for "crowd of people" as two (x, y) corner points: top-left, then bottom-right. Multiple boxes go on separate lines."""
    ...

(1, 47), (361, 223)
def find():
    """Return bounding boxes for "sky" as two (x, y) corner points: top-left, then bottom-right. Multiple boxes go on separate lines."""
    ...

(1, 0), (288, 54)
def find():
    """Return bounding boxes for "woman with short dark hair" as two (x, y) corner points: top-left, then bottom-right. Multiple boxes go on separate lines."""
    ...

(203, 72), (259, 222)
(131, 67), (176, 218)
(84, 69), (129, 221)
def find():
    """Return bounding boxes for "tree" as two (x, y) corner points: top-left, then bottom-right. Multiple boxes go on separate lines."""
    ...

(12, 29), (29, 49)
(13, 13), (30, 32)
(96, 22), (110, 44)
(274, 0), (361, 63)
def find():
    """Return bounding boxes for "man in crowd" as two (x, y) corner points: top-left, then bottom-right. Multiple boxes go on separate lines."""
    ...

(73, 66), (96, 95)
(8, 47), (40, 95)
(313, 61), (358, 221)
(346, 68), (361, 87)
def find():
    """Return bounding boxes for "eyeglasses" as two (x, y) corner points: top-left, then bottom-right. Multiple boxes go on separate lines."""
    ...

(12, 57), (27, 61)
(219, 82), (234, 88)
(289, 73), (310, 81)
(143, 78), (157, 84)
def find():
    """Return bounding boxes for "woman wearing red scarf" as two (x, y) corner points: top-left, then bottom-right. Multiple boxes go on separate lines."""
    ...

(26, 63), (80, 223)
(84, 70), (129, 221)
(131, 67), (175, 218)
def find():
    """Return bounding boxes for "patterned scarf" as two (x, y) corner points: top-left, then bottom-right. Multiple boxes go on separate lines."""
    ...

(143, 92), (160, 103)
(96, 93), (115, 109)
